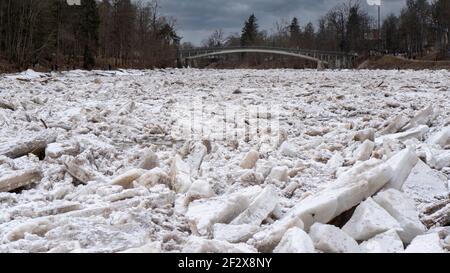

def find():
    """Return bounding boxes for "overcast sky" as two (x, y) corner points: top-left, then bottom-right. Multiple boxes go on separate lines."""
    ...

(159, 0), (406, 45)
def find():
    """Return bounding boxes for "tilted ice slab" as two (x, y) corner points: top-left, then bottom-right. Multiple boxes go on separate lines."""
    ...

(382, 148), (418, 190)
(373, 189), (425, 243)
(375, 125), (429, 145)
(170, 155), (192, 193)
(401, 160), (448, 206)
(186, 186), (262, 236)
(380, 114), (410, 135)
(427, 126), (450, 148)
(186, 143), (207, 176)
(0, 168), (42, 193)
(402, 105), (434, 132)
(353, 140), (375, 162)
(110, 168), (146, 188)
(230, 185), (279, 226)
(342, 197), (402, 241)
(283, 158), (394, 230)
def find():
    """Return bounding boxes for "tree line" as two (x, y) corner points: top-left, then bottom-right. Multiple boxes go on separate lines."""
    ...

(2, 0), (449, 72)
(0, 0), (179, 72)
(383, 0), (449, 58)
(198, 0), (450, 59)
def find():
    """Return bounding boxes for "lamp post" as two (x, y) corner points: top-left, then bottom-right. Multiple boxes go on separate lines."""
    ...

(378, 4), (381, 52)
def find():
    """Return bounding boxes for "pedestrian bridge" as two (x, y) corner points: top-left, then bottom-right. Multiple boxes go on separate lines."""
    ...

(178, 46), (358, 69)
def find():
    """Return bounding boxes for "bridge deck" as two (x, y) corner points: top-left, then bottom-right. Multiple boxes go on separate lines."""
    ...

(179, 46), (357, 57)
(178, 46), (357, 68)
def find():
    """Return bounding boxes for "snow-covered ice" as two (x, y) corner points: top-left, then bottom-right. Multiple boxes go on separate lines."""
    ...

(0, 68), (449, 253)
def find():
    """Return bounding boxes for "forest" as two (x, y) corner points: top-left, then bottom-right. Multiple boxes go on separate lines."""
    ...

(0, 0), (179, 72)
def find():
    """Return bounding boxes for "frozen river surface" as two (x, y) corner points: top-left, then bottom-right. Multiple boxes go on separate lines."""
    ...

(0, 68), (449, 253)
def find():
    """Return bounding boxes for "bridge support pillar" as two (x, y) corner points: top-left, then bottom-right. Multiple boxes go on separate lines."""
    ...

(343, 57), (348, 69)
(317, 61), (325, 70)
(176, 58), (183, 68)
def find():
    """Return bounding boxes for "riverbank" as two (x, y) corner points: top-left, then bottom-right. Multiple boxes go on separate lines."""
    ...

(359, 56), (450, 70)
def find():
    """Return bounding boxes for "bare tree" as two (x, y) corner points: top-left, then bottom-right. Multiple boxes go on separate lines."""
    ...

(202, 29), (226, 48)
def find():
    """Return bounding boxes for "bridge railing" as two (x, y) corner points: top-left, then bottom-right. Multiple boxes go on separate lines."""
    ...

(179, 46), (358, 57)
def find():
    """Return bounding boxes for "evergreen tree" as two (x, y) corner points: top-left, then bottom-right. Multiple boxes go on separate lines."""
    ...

(432, 0), (450, 55)
(399, 0), (431, 56)
(303, 22), (315, 49)
(240, 14), (259, 46)
(80, 0), (100, 69)
(289, 17), (301, 46)
(346, 5), (362, 52)
(382, 14), (400, 53)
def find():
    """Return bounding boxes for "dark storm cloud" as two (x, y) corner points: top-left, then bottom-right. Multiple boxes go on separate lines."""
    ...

(159, 0), (406, 44)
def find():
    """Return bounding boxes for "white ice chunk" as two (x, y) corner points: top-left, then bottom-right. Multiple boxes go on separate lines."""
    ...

(182, 236), (257, 253)
(231, 185), (279, 226)
(213, 224), (259, 243)
(267, 166), (289, 182)
(353, 128), (375, 142)
(380, 114), (410, 135)
(138, 149), (160, 170)
(273, 227), (315, 253)
(186, 180), (214, 201)
(354, 140), (375, 161)
(359, 230), (404, 253)
(433, 150), (450, 170)
(250, 214), (304, 253)
(285, 159), (394, 229)
(342, 198), (402, 241)
(186, 143), (207, 175)
(110, 168), (145, 188)
(170, 154), (192, 193)
(0, 168), (42, 193)
(119, 242), (161, 253)
(373, 189), (425, 243)
(376, 125), (429, 145)
(280, 141), (299, 157)
(402, 105), (434, 131)
(383, 148), (418, 190)
(427, 126), (450, 148)
(134, 168), (169, 188)
(402, 160), (448, 205)
(309, 223), (361, 253)
(45, 143), (65, 158)
(405, 233), (446, 253)
(240, 150), (260, 169)
(326, 152), (344, 175)
(186, 186), (261, 236)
